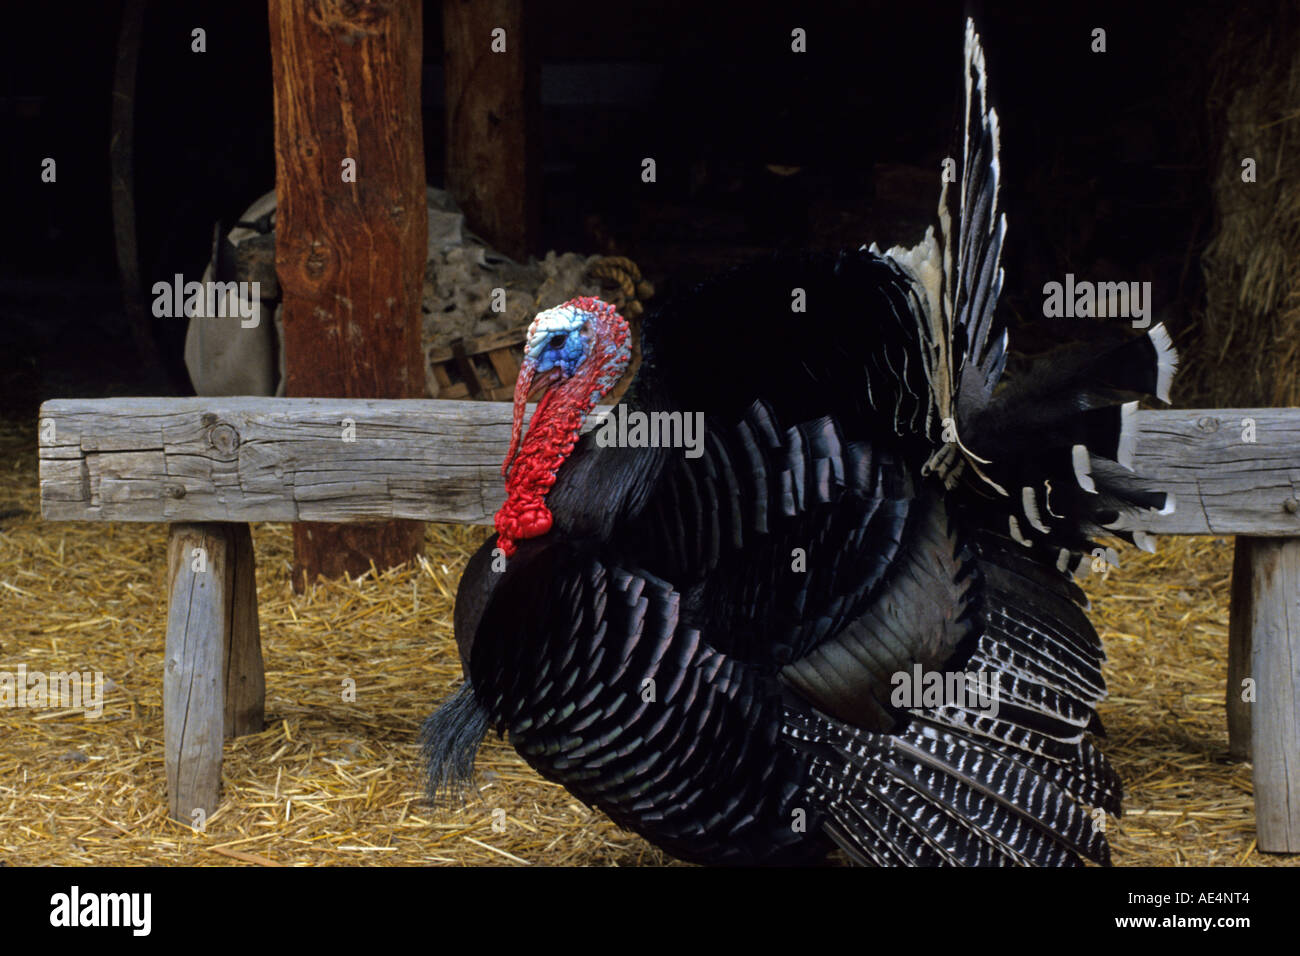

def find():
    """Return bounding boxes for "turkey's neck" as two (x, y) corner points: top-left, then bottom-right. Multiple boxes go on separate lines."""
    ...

(494, 384), (595, 556)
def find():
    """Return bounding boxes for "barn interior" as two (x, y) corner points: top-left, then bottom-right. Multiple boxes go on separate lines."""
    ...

(0, 0), (1296, 868)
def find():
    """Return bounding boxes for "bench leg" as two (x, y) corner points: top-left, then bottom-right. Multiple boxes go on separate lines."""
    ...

(164, 522), (264, 825)
(1227, 538), (1254, 760)
(1233, 535), (1300, 853)
(226, 523), (265, 737)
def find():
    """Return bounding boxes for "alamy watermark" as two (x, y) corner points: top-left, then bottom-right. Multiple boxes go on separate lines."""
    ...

(50, 886), (151, 936)
(592, 404), (705, 459)
(0, 664), (104, 718)
(151, 274), (261, 328)
(1042, 274), (1151, 328)
(890, 664), (1000, 717)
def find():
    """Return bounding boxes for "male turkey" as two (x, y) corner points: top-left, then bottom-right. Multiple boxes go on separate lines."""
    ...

(423, 19), (1177, 866)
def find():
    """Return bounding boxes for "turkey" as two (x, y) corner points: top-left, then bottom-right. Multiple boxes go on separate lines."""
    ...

(422, 18), (1178, 866)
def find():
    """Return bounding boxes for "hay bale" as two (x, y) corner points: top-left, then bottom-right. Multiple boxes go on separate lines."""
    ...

(1195, 2), (1300, 407)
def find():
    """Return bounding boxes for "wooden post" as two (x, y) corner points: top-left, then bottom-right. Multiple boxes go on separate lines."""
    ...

(268, 0), (427, 590)
(1233, 535), (1300, 852)
(164, 522), (264, 824)
(110, 0), (167, 380)
(443, 0), (539, 261)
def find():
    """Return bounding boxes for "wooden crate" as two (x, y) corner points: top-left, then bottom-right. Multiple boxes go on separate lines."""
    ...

(426, 328), (528, 401)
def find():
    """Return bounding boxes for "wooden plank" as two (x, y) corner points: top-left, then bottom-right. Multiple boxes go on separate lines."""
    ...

(466, 328), (528, 354)
(268, 0), (429, 588)
(37, 402), (1300, 531)
(1108, 410), (1300, 537)
(442, 0), (539, 261)
(487, 347), (521, 391)
(164, 523), (232, 825)
(427, 327), (527, 363)
(1242, 537), (1300, 852)
(39, 397), (526, 525)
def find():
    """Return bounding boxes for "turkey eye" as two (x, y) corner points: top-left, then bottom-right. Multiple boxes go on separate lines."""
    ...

(549, 333), (568, 349)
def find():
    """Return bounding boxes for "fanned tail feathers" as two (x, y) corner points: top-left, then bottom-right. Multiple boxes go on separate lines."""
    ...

(793, 17), (1172, 867)
(873, 18), (1009, 494)
(784, 709), (1111, 867)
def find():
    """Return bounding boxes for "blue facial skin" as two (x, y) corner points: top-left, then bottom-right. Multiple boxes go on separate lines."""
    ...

(534, 330), (588, 378)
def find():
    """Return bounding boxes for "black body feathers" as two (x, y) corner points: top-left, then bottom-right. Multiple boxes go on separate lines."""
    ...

(424, 19), (1175, 866)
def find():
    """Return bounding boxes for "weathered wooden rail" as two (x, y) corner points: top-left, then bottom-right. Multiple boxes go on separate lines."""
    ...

(36, 398), (1300, 852)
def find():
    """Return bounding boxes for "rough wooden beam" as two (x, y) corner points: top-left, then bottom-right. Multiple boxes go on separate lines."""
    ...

(443, 0), (539, 260)
(268, 0), (427, 588)
(1105, 410), (1300, 537)
(38, 402), (1300, 533)
(39, 397), (520, 525)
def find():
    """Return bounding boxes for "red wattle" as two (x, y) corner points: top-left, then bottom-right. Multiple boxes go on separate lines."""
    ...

(494, 385), (585, 556)
(494, 299), (630, 556)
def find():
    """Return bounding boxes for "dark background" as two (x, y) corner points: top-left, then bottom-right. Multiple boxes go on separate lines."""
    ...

(0, 1), (1220, 418)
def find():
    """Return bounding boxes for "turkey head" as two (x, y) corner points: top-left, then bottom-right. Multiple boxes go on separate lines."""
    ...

(495, 296), (631, 556)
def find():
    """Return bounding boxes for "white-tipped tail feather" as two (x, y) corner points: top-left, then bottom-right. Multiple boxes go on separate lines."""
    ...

(869, 228), (944, 324)
(1071, 444), (1096, 493)
(1022, 486), (1050, 533)
(1116, 401), (1138, 470)
(1132, 530), (1157, 553)
(1008, 514), (1032, 547)
(1148, 323), (1178, 404)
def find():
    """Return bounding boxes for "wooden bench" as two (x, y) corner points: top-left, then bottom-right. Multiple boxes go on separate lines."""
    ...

(36, 398), (1300, 852)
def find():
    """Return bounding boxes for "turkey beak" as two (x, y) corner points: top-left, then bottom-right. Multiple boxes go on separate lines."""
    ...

(503, 359), (562, 478)
(527, 366), (562, 402)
